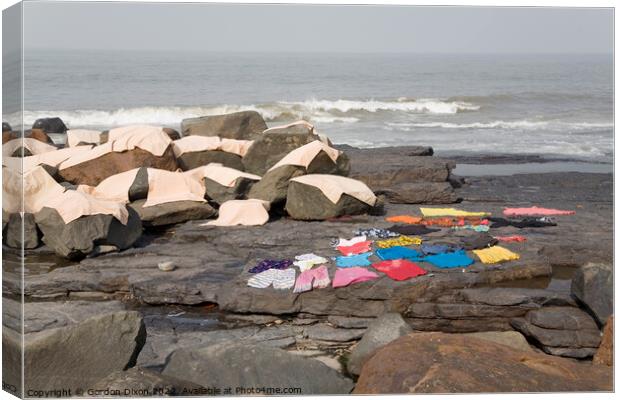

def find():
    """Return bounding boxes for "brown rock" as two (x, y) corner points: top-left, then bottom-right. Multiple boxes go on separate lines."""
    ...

(162, 127), (181, 141)
(59, 146), (179, 186)
(354, 332), (612, 393)
(3, 130), (17, 144)
(593, 316), (613, 366)
(27, 128), (54, 144)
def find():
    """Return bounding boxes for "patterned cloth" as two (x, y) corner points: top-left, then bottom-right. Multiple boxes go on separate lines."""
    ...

(249, 259), (293, 274)
(353, 228), (399, 239)
(332, 267), (379, 288)
(452, 224), (490, 232)
(247, 268), (296, 289)
(375, 236), (422, 249)
(293, 253), (329, 271)
(293, 265), (331, 293)
(335, 252), (373, 267)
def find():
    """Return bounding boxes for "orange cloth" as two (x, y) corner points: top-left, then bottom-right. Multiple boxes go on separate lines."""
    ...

(204, 199), (270, 226)
(386, 215), (423, 224)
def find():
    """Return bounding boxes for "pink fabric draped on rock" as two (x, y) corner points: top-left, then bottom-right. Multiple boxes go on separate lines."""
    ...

(2, 138), (57, 157)
(142, 168), (206, 207)
(42, 190), (129, 225)
(172, 136), (254, 157)
(290, 174), (377, 206)
(66, 129), (102, 147)
(185, 164), (260, 188)
(263, 120), (315, 134)
(3, 166), (66, 214)
(503, 206), (575, 217)
(2, 146), (94, 173)
(332, 267), (379, 288)
(204, 199), (270, 226)
(268, 140), (341, 172)
(76, 168), (141, 203)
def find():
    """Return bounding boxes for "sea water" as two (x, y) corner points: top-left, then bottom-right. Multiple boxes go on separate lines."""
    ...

(4, 51), (613, 162)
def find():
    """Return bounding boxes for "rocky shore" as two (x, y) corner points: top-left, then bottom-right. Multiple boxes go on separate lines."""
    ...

(2, 114), (613, 395)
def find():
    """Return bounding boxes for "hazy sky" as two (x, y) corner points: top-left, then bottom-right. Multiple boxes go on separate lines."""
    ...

(21, 3), (614, 53)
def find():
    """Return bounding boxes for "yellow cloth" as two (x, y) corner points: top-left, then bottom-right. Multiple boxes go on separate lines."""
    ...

(376, 236), (422, 249)
(420, 207), (489, 217)
(473, 246), (520, 264)
(290, 174), (376, 206)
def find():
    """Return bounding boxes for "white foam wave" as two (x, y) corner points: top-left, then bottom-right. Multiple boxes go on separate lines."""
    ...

(386, 120), (613, 131)
(282, 98), (479, 114)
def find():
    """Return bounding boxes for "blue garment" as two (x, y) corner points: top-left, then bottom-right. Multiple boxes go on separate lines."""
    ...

(421, 244), (451, 255)
(376, 246), (421, 261)
(422, 250), (474, 268)
(335, 252), (372, 268)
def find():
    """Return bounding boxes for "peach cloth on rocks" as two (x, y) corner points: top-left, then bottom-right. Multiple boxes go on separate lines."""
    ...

(2, 138), (57, 157)
(3, 166), (66, 214)
(263, 120), (315, 134)
(59, 125), (171, 170)
(268, 140), (341, 172)
(142, 168), (206, 207)
(3, 146), (94, 173)
(42, 189), (129, 225)
(185, 164), (260, 188)
(290, 174), (377, 206)
(172, 136), (254, 157)
(77, 168), (141, 203)
(503, 206), (575, 217)
(66, 129), (102, 147)
(204, 199), (270, 226)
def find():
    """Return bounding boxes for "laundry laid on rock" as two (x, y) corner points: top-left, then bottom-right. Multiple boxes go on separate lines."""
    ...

(420, 207), (489, 217)
(387, 224), (441, 235)
(77, 168), (140, 203)
(489, 216), (557, 228)
(66, 129), (102, 147)
(375, 236), (422, 249)
(335, 252), (373, 267)
(2, 137), (57, 157)
(452, 224), (490, 232)
(248, 259), (293, 274)
(337, 241), (372, 256)
(3, 166), (66, 214)
(293, 253), (329, 271)
(41, 189), (130, 225)
(289, 174), (377, 206)
(371, 259), (427, 281)
(375, 246), (421, 261)
(353, 228), (399, 239)
(268, 140), (341, 172)
(142, 168), (206, 207)
(503, 206), (575, 217)
(332, 267), (379, 288)
(247, 268), (296, 290)
(495, 235), (527, 243)
(205, 199), (270, 226)
(473, 246), (521, 264)
(331, 235), (367, 248)
(293, 265), (331, 293)
(172, 135), (254, 157)
(421, 243), (460, 255)
(422, 250), (475, 268)
(459, 233), (499, 250)
(423, 217), (489, 227)
(385, 215), (422, 224)
(186, 163), (260, 188)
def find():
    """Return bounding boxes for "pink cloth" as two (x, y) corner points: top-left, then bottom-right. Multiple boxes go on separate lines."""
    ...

(332, 267), (379, 288)
(268, 140), (341, 172)
(42, 190), (129, 225)
(185, 164), (260, 188)
(503, 206), (575, 217)
(76, 168), (140, 203)
(143, 168), (206, 207)
(3, 166), (66, 214)
(3, 146), (94, 173)
(66, 129), (102, 147)
(2, 138), (57, 157)
(290, 174), (377, 206)
(172, 136), (253, 157)
(293, 265), (331, 293)
(204, 199), (270, 226)
(337, 241), (372, 256)
(495, 235), (527, 243)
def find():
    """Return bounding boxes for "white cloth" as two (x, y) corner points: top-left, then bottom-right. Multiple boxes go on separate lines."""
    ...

(293, 253), (329, 271)
(268, 140), (341, 172)
(66, 129), (102, 147)
(263, 120), (315, 134)
(204, 199), (270, 226)
(290, 174), (377, 206)
(247, 268), (296, 290)
(334, 235), (367, 248)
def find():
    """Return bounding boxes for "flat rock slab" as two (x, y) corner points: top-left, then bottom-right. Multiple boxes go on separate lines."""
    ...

(304, 323), (366, 342)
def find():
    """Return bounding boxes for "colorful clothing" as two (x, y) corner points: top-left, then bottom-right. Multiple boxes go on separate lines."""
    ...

(335, 252), (373, 267)
(337, 240), (373, 256)
(353, 228), (399, 239)
(293, 265), (331, 293)
(473, 246), (520, 264)
(375, 235), (422, 249)
(332, 267), (379, 288)
(422, 250), (474, 268)
(503, 206), (575, 217)
(452, 224), (490, 232)
(247, 268), (296, 289)
(331, 235), (367, 248)
(420, 207), (489, 217)
(385, 215), (423, 224)
(249, 259), (293, 274)
(293, 253), (329, 271)
(495, 235), (527, 243)
(371, 259), (427, 281)
(421, 243), (458, 255)
(375, 246), (421, 261)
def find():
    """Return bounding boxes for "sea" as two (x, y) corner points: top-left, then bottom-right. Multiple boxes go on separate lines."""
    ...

(4, 50), (614, 163)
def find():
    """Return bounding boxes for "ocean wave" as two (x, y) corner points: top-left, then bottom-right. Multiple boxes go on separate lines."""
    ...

(385, 120), (613, 131)
(281, 98), (479, 114)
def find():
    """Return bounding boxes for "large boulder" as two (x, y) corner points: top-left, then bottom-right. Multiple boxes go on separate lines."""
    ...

(347, 313), (412, 376)
(34, 206), (143, 259)
(95, 368), (203, 397)
(177, 150), (244, 171)
(3, 311), (146, 397)
(3, 212), (40, 249)
(32, 117), (67, 133)
(285, 176), (377, 220)
(27, 128), (54, 144)
(181, 111), (267, 140)
(162, 342), (354, 395)
(2, 121), (11, 132)
(2, 130), (17, 144)
(593, 316), (613, 366)
(571, 263), (613, 325)
(511, 307), (601, 358)
(58, 146), (179, 186)
(129, 199), (216, 228)
(354, 332), (612, 393)
(204, 176), (257, 205)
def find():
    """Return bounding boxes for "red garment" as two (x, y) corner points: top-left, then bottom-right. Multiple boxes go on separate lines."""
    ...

(337, 240), (372, 256)
(371, 259), (427, 281)
(494, 235), (527, 243)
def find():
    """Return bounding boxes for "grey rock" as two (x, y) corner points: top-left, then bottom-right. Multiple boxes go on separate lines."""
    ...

(541, 345), (599, 358)
(571, 263), (613, 325)
(129, 199), (216, 227)
(510, 318), (601, 350)
(376, 182), (458, 204)
(4, 212), (40, 249)
(457, 287), (577, 307)
(347, 313), (412, 376)
(463, 331), (533, 352)
(162, 343), (354, 394)
(285, 180), (373, 220)
(204, 176), (257, 205)
(304, 323), (366, 342)
(181, 111), (267, 140)
(128, 167), (149, 201)
(95, 367), (203, 396)
(3, 121), (12, 132)
(162, 127), (181, 141)
(327, 316), (374, 329)
(525, 307), (600, 331)
(177, 150), (244, 171)
(34, 206), (143, 259)
(247, 165), (305, 204)
(11, 146), (33, 157)
(32, 117), (67, 133)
